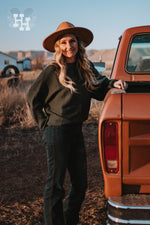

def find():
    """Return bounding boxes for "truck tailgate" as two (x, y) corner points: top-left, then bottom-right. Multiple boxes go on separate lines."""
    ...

(122, 93), (150, 193)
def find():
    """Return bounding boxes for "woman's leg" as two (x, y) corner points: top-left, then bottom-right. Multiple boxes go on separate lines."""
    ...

(63, 127), (87, 225)
(43, 126), (70, 225)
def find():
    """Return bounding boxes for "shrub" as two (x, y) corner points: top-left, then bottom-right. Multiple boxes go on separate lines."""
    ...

(0, 86), (34, 128)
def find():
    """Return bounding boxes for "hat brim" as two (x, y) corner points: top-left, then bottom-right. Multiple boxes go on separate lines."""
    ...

(43, 27), (93, 52)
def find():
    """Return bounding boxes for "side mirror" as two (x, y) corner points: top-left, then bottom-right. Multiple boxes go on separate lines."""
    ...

(93, 62), (106, 72)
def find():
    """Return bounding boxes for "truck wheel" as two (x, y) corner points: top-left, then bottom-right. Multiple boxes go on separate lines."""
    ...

(1, 65), (20, 77)
(7, 77), (20, 88)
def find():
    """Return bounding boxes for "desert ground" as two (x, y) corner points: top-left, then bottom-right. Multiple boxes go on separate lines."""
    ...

(0, 70), (108, 225)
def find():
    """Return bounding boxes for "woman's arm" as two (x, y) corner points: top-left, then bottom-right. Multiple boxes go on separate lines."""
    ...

(27, 70), (49, 130)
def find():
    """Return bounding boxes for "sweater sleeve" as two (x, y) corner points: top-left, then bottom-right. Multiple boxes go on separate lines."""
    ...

(26, 69), (48, 129)
(26, 65), (57, 129)
(89, 61), (117, 101)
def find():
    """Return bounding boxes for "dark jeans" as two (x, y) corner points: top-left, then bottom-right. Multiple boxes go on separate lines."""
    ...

(42, 124), (87, 225)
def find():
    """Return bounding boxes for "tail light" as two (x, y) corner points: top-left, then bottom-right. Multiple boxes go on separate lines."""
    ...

(103, 121), (119, 173)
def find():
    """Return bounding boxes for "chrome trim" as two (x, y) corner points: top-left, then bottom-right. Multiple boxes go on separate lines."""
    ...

(108, 199), (150, 210)
(108, 214), (150, 224)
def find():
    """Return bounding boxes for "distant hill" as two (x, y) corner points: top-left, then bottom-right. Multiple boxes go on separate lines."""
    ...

(87, 49), (116, 68)
(6, 50), (53, 60)
(6, 49), (116, 69)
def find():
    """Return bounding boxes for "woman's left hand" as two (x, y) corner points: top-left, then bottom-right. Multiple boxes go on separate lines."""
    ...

(113, 80), (128, 90)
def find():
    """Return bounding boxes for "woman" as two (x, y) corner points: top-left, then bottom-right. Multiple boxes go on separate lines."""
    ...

(27, 22), (127, 225)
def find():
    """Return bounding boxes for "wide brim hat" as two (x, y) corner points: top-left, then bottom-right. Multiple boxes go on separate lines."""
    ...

(43, 21), (93, 52)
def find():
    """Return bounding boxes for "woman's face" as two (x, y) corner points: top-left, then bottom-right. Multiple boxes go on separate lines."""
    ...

(59, 34), (78, 63)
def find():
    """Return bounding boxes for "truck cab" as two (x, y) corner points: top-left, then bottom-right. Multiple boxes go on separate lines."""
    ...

(98, 26), (150, 225)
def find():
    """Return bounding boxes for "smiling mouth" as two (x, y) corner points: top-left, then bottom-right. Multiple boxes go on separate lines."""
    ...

(66, 51), (74, 55)
(67, 49), (74, 52)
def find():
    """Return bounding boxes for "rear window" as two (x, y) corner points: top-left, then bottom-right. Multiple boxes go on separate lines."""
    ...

(127, 34), (150, 73)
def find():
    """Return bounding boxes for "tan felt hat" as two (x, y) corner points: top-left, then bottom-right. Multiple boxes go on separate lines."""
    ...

(43, 21), (93, 52)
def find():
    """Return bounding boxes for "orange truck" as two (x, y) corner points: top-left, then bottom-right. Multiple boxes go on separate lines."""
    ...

(98, 26), (150, 224)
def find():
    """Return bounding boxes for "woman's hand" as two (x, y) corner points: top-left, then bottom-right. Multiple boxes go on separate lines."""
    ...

(113, 80), (128, 90)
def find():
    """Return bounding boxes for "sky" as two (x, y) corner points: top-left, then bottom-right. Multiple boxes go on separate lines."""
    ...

(0, 0), (150, 52)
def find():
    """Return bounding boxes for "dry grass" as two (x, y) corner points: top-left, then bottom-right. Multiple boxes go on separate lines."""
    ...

(0, 71), (38, 128)
(0, 86), (33, 128)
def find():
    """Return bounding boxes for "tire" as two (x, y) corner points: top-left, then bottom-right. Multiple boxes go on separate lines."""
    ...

(7, 77), (20, 88)
(1, 65), (19, 77)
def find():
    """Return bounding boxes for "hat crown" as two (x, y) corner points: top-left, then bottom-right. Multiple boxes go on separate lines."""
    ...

(56, 22), (75, 32)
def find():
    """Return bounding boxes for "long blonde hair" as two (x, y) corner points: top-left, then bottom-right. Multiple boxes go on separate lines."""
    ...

(53, 36), (98, 93)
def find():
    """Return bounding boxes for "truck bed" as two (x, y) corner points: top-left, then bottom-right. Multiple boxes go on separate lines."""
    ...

(126, 81), (150, 93)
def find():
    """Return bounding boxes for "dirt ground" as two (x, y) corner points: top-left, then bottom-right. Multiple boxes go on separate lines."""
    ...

(0, 122), (107, 225)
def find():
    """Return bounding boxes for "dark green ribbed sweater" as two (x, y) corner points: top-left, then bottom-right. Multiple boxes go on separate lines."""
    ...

(27, 62), (115, 129)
